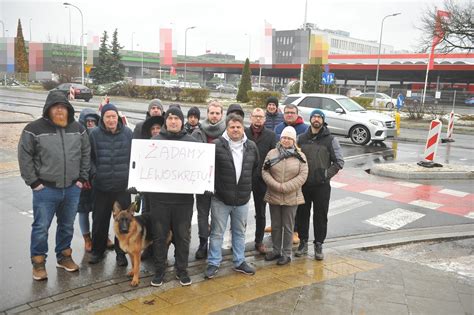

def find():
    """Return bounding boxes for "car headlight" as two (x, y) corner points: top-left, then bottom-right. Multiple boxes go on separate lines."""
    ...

(369, 119), (384, 127)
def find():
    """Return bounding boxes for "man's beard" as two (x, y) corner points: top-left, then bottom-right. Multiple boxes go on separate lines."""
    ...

(51, 114), (68, 127)
(311, 121), (322, 129)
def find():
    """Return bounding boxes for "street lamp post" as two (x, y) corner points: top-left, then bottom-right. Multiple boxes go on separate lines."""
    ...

(184, 26), (196, 86)
(373, 13), (401, 108)
(29, 18), (32, 41)
(136, 44), (143, 77)
(0, 20), (5, 37)
(63, 2), (84, 85)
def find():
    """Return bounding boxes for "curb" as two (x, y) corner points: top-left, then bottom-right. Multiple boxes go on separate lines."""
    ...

(369, 162), (474, 179)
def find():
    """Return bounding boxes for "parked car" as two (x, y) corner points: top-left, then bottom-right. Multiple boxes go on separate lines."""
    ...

(357, 92), (396, 109)
(190, 82), (202, 89)
(217, 83), (238, 93)
(52, 83), (93, 102)
(282, 93), (396, 145)
(464, 96), (474, 105)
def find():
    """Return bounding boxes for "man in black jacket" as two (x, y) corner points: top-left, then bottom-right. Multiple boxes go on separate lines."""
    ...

(132, 99), (164, 139)
(18, 90), (90, 281)
(244, 108), (276, 254)
(149, 107), (197, 287)
(88, 103), (133, 266)
(295, 109), (344, 260)
(204, 114), (259, 279)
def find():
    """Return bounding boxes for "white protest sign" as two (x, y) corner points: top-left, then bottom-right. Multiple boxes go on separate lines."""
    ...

(128, 139), (215, 194)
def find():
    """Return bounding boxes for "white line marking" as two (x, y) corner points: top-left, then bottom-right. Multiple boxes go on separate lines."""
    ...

(364, 208), (425, 230)
(438, 189), (469, 198)
(409, 199), (443, 210)
(331, 181), (347, 188)
(20, 212), (28, 215)
(360, 189), (392, 198)
(465, 212), (474, 220)
(394, 181), (422, 188)
(328, 197), (371, 217)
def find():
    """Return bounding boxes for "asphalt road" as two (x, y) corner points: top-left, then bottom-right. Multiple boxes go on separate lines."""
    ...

(0, 87), (473, 310)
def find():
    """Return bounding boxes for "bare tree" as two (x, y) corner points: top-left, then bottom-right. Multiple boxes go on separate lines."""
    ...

(418, 0), (473, 53)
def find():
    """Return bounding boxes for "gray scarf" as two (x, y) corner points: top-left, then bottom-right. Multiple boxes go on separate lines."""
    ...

(200, 118), (226, 138)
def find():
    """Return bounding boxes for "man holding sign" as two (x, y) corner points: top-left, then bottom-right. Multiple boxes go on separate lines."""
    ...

(205, 113), (259, 279)
(149, 107), (198, 287)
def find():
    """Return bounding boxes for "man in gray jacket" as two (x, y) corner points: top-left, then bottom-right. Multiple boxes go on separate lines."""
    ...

(18, 90), (91, 281)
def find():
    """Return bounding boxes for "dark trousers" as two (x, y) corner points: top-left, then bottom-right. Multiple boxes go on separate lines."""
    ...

(252, 177), (267, 244)
(149, 200), (193, 273)
(196, 194), (211, 239)
(91, 190), (130, 255)
(296, 183), (331, 244)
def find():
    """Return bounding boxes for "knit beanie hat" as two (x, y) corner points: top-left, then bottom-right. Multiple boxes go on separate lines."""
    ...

(227, 103), (245, 118)
(310, 109), (325, 121)
(148, 99), (164, 113)
(266, 96), (279, 107)
(165, 106), (184, 124)
(281, 126), (297, 142)
(187, 106), (201, 120)
(101, 103), (119, 116)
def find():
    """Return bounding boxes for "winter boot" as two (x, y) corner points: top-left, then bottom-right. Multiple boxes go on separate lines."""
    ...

(57, 248), (79, 272)
(295, 239), (308, 257)
(195, 237), (208, 260)
(32, 255), (48, 281)
(83, 233), (92, 252)
(314, 242), (324, 260)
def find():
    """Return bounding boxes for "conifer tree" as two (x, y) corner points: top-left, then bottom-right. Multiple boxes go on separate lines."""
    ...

(91, 31), (111, 84)
(15, 19), (29, 74)
(237, 58), (252, 102)
(109, 28), (125, 82)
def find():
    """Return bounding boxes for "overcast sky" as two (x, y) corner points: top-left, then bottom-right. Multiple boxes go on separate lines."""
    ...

(2, 0), (444, 60)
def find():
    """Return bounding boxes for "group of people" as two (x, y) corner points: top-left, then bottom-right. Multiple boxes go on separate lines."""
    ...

(18, 91), (344, 287)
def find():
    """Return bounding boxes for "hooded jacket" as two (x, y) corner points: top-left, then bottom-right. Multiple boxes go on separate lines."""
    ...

(18, 91), (91, 189)
(132, 100), (165, 139)
(213, 133), (259, 206)
(79, 108), (100, 131)
(274, 116), (308, 139)
(297, 124), (344, 186)
(89, 111), (133, 192)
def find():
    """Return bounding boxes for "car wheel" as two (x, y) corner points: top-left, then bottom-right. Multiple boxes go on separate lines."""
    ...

(349, 125), (371, 145)
(84, 98), (90, 102)
(386, 102), (394, 109)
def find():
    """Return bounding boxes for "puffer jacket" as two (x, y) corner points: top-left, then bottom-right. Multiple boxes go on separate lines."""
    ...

(262, 148), (308, 206)
(213, 136), (259, 206)
(89, 116), (133, 192)
(264, 111), (284, 131)
(274, 117), (308, 139)
(18, 91), (90, 189)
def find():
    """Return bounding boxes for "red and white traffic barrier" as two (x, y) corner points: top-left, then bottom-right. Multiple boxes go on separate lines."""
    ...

(98, 95), (110, 112)
(423, 119), (442, 161)
(69, 86), (75, 100)
(442, 111), (455, 143)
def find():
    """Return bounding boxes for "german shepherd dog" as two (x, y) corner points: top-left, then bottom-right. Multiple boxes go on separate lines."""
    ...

(113, 201), (153, 286)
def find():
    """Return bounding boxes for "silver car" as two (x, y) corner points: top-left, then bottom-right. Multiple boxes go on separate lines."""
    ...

(282, 93), (396, 145)
(358, 92), (396, 109)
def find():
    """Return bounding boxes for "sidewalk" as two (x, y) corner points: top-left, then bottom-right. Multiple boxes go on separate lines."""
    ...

(5, 225), (473, 314)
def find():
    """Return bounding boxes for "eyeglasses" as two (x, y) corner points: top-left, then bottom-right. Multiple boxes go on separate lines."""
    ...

(251, 115), (264, 119)
(284, 112), (297, 115)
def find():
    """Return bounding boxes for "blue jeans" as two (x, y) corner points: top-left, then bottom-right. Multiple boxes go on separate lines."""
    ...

(31, 185), (81, 259)
(208, 197), (249, 267)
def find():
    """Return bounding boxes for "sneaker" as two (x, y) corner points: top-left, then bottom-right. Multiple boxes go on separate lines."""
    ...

(116, 253), (128, 267)
(151, 271), (165, 287)
(314, 242), (324, 260)
(295, 240), (308, 257)
(277, 256), (291, 266)
(176, 271), (192, 286)
(31, 256), (47, 281)
(255, 243), (266, 255)
(204, 265), (219, 279)
(88, 253), (104, 264)
(56, 249), (79, 272)
(233, 262), (256, 275)
(264, 252), (281, 261)
(195, 238), (208, 260)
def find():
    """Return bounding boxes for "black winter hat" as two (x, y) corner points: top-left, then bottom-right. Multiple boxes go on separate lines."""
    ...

(187, 106), (201, 120)
(227, 103), (245, 118)
(101, 103), (119, 116)
(142, 116), (165, 138)
(266, 96), (279, 107)
(165, 106), (184, 124)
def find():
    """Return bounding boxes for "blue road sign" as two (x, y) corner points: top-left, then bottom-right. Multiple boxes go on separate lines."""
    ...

(397, 94), (405, 109)
(322, 72), (334, 85)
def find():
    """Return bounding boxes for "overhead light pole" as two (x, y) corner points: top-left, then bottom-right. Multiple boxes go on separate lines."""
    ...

(0, 20), (4, 37)
(373, 12), (401, 107)
(184, 26), (196, 86)
(63, 2), (84, 85)
(29, 18), (32, 41)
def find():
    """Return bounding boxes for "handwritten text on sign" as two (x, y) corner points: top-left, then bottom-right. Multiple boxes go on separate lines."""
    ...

(128, 139), (215, 194)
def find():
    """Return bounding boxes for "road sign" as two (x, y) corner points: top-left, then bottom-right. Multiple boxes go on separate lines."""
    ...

(322, 72), (334, 85)
(396, 94), (405, 110)
(85, 65), (93, 74)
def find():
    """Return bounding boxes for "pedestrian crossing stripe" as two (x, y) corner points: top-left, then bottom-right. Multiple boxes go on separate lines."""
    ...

(438, 188), (469, 198)
(409, 199), (443, 210)
(364, 208), (425, 231)
(360, 189), (392, 198)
